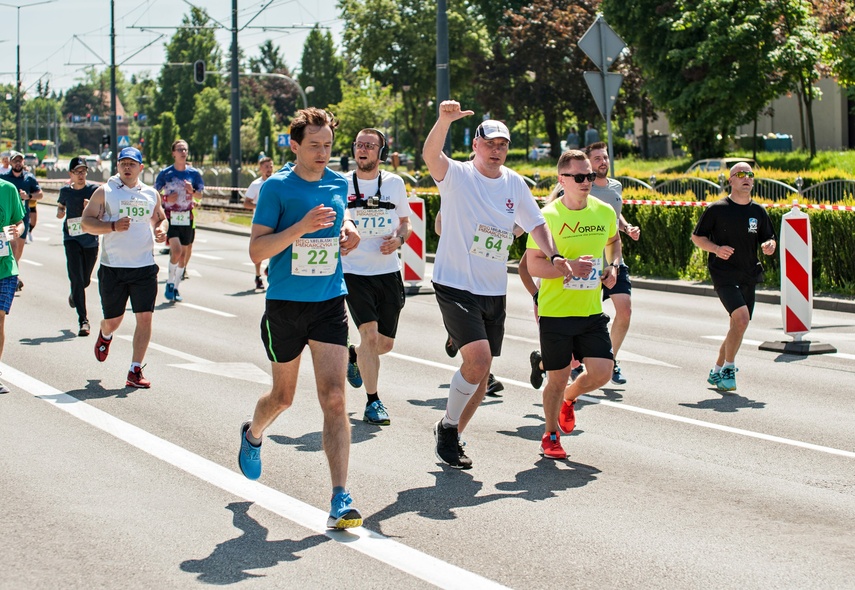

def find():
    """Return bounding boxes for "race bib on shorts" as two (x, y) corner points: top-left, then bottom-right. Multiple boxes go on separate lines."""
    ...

(170, 211), (191, 226)
(469, 224), (513, 263)
(292, 237), (339, 276)
(67, 217), (84, 237)
(563, 257), (603, 290)
(353, 208), (394, 238)
(119, 199), (152, 223)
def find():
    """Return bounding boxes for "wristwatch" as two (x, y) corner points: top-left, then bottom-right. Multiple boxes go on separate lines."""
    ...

(550, 254), (565, 263)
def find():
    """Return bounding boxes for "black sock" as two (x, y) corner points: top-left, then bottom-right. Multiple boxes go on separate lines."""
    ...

(349, 346), (358, 364)
(366, 393), (379, 405)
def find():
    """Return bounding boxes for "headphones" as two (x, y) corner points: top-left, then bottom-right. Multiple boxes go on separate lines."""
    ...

(351, 128), (388, 161)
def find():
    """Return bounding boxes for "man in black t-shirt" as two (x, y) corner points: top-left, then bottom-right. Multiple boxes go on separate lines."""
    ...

(692, 163), (776, 392)
(57, 156), (100, 336)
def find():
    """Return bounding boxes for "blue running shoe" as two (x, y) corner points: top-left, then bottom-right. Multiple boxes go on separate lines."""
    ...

(347, 345), (362, 388)
(707, 370), (723, 388)
(173, 288), (183, 302)
(327, 491), (362, 529)
(718, 367), (738, 391)
(238, 421), (262, 480)
(611, 361), (627, 385)
(570, 364), (585, 383)
(164, 282), (175, 301)
(363, 400), (390, 425)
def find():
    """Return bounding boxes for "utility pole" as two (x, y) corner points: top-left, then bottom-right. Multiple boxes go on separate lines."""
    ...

(436, 0), (450, 155)
(229, 0), (241, 203)
(110, 0), (118, 174)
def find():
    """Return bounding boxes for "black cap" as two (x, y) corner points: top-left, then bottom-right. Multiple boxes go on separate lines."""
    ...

(69, 156), (88, 171)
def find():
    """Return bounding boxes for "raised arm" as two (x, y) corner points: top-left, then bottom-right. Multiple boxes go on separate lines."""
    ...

(422, 100), (474, 183)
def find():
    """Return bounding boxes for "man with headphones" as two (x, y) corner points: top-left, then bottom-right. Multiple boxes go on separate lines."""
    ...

(342, 128), (412, 426)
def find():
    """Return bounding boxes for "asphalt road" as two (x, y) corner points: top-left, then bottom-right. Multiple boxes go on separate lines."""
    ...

(2, 217), (854, 589)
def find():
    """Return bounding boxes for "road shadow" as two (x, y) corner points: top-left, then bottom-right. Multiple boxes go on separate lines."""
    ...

(497, 413), (586, 442)
(65, 378), (134, 400)
(348, 415), (384, 444)
(408, 396), (450, 412)
(588, 387), (624, 402)
(680, 393), (766, 412)
(227, 289), (263, 298)
(268, 431), (322, 453)
(494, 458), (601, 500)
(180, 502), (328, 584)
(19, 330), (77, 346)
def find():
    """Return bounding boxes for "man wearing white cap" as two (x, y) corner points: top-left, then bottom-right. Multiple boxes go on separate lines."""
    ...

(82, 147), (168, 389)
(423, 100), (575, 469)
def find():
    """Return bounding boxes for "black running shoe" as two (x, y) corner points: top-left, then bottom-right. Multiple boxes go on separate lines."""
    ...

(445, 336), (458, 358)
(486, 373), (504, 397)
(434, 420), (472, 469)
(529, 350), (544, 389)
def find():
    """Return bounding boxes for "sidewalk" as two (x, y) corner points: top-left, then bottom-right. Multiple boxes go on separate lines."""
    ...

(193, 211), (855, 314)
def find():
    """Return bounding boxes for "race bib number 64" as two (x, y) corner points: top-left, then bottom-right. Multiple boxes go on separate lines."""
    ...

(292, 237), (339, 276)
(470, 224), (514, 263)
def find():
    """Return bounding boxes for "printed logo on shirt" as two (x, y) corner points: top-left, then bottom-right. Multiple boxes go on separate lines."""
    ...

(506, 198), (515, 214)
(559, 222), (607, 236)
(748, 218), (758, 233)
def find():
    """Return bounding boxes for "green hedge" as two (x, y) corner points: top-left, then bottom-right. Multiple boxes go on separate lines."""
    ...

(417, 190), (855, 295)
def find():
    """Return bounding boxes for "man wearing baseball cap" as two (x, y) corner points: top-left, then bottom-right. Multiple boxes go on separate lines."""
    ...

(423, 101), (574, 469)
(0, 150), (42, 291)
(82, 146), (168, 388)
(57, 156), (100, 336)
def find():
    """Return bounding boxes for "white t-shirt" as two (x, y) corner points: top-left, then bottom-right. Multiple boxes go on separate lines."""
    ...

(244, 176), (266, 203)
(589, 178), (623, 220)
(434, 160), (545, 296)
(342, 170), (411, 276)
(100, 175), (159, 268)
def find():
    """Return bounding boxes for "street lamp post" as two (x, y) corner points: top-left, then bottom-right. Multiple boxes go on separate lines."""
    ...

(0, 0), (56, 151)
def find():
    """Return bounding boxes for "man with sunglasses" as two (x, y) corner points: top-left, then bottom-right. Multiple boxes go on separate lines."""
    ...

(585, 142), (640, 386)
(57, 157), (100, 337)
(423, 100), (573, 469)
(155, 139), (204, 303)
(341, 128), (411, 426)
(526, 150), (620, 459)
(692, 163), (776, 392)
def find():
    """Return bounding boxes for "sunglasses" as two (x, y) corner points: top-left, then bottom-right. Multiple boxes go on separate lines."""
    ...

(353, 142), (379, 150)
(559, 172), (597, 183)
(731, 171), (755, 178)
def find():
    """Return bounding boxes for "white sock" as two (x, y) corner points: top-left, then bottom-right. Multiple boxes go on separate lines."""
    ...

(168, 262), (177, 285)
(723, 361), (735, 369)
(175, 267), (185, 288)
(443, 370), (478, 427)
(130, 362), (141, 372)
(713, 364), (722, 373)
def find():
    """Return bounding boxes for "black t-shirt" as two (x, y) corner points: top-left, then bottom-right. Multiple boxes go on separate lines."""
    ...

(58, 183), (99, 247)
(692, 196), (776, 286)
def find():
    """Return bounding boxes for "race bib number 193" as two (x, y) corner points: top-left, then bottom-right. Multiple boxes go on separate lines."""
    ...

(292, 237), (339, 276)
(469, 224), (513, 262)
(119, 199), (151, 223)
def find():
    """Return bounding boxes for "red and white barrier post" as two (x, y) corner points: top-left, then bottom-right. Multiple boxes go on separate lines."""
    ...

(760, 201), (836, 355)
(402, 192), (429, 294)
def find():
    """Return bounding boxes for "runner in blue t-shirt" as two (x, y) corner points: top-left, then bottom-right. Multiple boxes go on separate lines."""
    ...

(154, 139), (204, 302)
(236, 107), (365, 531)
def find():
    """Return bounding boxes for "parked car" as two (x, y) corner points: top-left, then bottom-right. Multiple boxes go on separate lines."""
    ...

(41, 157), (58, 170)
(23, 153), (39, 168)
(686, 157), (755, 174)
(85, 155), (101, 171)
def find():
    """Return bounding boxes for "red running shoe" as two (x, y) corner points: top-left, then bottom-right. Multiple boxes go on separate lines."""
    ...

(94, 331), (112, 362)
(126, 366), (151, 389)
(540, 432), (567, 459)
(558, 400), (576, 434)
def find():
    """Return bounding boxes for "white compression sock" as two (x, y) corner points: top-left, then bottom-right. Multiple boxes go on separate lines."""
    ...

(443, 370), (479, 427)
(168, 262), (177, 285)
(175, 267), (185, 288)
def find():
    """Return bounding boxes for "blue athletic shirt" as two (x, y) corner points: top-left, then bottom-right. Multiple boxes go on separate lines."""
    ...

(253, 163), (349, 302)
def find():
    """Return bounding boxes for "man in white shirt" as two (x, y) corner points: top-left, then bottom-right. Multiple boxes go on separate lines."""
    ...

(342, 128), (411, 426)
(243, 156), (274, 290)
(423, 101), (575, 469)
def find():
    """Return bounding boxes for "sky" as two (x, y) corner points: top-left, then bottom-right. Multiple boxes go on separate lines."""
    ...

(0, 0), (343, 96)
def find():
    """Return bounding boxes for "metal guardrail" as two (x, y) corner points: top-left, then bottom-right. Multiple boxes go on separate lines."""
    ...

(652, 177), (722, 199)
(801, 179), (855, 204)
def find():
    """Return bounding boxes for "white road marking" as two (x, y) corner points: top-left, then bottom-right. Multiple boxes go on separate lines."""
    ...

(175, 302), (236, 317)
(20, 259), (43, 266)
(171, 361), (272, 384)
(117, 336), (210, 363)
(386, 352), (855, 459)
(703, 335), (855, 361)
(503, 334), (678, 367)
(0, 363), (509, 590)
(189, 253), (223, 260)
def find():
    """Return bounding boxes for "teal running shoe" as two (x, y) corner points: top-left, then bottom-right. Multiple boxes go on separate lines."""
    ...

(328, 491), (362, 529)
(718, 367), (738, 391)
(238, 421), (262, 480)
(707, 370), (723, 388)
(363, 400), (390, 425)
(347, 345), (362, 388)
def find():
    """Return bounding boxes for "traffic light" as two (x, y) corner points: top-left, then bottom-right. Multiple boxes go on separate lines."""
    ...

(134, 112), (139, 121)
(102, 134), (110, 147)
(193, 60), (206, 85)
(86, 113), (91, 123)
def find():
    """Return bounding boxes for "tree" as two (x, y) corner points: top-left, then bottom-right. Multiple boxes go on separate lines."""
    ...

(814, 1), (855, 92)
(189, 88), (229, 164)
(328, 73), (394, 153)
(154, 7), (222, 134)
(158, 112), (180, 165)
(245, 41), (300, 125)
(256, 104), (275, 157)
(298, 27), (344, 109)
(603, 0), (797, 158)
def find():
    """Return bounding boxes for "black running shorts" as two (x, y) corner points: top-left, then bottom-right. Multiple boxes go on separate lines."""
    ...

(166, 224), (195, 246)
(344, 271), (405, 338)
(433, 282), (505, 357)
(602, 264), (632, 300)
(715, 283), (756, 319)
(539, 313), (614, 371)
(260, 295), (348, 363)
(98, 264), (159, 319)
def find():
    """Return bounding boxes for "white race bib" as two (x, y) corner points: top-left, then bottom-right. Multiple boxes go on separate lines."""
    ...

(0, 225), (14, 256)
(469, 224), (514, 262)
(292, 237), (339, 276)
(170, 211), (191, 226)
(563, 257), (603, 290)
(119, 199), (151, 223)
(353, 208), (394, 238)
(67, 216), (83, 237)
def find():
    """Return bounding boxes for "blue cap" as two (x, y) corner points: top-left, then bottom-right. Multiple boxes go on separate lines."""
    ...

(118, 147), (143, 163)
